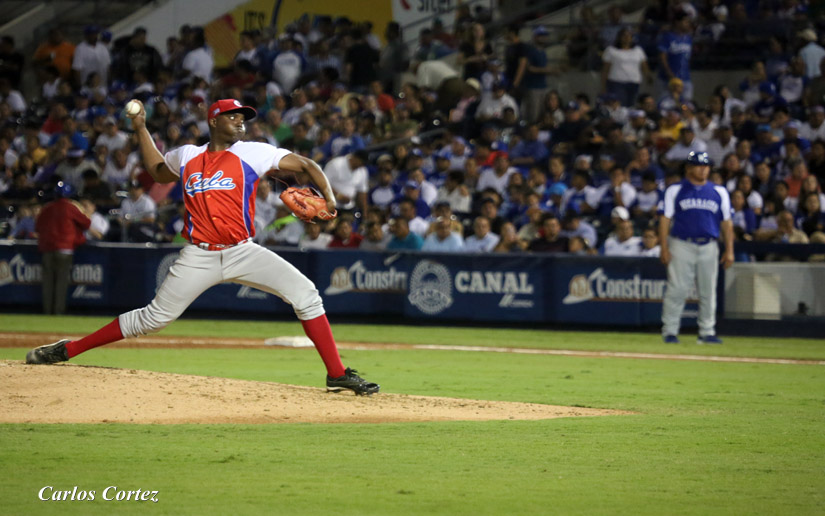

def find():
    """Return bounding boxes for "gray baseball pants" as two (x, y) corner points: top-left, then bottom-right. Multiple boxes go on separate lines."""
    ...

(118, 242), (325, 338)
(661, 238), (719, 337)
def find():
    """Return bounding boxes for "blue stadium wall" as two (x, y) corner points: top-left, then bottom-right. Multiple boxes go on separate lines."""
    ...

(0, 243), (700, 327)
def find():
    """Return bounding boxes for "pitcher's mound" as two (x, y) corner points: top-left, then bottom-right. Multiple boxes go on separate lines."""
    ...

(0, 361), (626, 424)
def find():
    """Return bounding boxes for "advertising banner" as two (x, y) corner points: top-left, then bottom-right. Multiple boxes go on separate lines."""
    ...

(0, 243), (706, 327)
(551, 256), (698, 327)
(0, 244), (110, 308)
(316, 251), (408, 315)
(403, 254), (544, 321)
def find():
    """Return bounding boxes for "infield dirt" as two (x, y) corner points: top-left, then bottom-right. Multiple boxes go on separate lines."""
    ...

(0, 360), (625, 424)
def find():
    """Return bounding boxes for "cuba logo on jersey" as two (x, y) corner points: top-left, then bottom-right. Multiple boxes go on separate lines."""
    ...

(185, 171), (236, 196)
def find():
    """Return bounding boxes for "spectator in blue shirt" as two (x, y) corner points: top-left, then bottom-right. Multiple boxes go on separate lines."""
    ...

(386, 217), (424, 250)
(752, 82), (788, 122)
(322, 116), (365, 160)
(521, 26), (552, 124)
(657, 12), (694, 100)
(509, 124), (549, 172)
(368, 163), (399, 211)
(560, 210), (598, 249)
(631, 171), (663, 224)
(627, 146), (664, 188)
(412, 28), (453, 64)
(49, 117), (89, 150)
(751, 124), (781, 164)
(422, 216), (465, 252)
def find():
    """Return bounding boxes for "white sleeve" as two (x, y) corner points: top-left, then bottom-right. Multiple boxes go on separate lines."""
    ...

(603, 47), (614, 64)
(604, 238), (617, 256)
(585, 186), (602, 208)
(71, 46), (83, 71)
(663, 184), (681, 219)
(231, 142), (292, 177)
(163, 146), (188, 177)
(621, 184), (637, 207)
(716, 186), (731, 221)
(748, 191), (763, 210)
(354, 166), (369, 193)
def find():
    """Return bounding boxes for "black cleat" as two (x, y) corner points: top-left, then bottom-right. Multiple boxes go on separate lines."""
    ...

(326, 368), (380, 396)
(25, 339), (70, 364)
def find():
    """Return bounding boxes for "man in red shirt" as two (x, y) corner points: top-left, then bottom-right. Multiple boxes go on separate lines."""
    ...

(327, 215), (363, 248)
(35, 182), (91, 314)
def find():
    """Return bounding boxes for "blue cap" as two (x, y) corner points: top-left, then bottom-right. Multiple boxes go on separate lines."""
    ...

(404, 180), (420, 189)
(565, 100), (579, 111)
(411, 148), (424, 157)
(533, 26), (549, 36)
(759, 81), (776, 95)
(756, 123), (772, 132)
(548, 183), (568, 196)
(686, 151), (711, 165)
(54, 181), (75, 198)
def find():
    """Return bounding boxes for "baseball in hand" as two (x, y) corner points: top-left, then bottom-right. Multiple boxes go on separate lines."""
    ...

(124, 100), (141, 118)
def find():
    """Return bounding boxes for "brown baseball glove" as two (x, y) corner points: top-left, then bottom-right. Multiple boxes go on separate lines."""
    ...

(279, 186), (337, 223)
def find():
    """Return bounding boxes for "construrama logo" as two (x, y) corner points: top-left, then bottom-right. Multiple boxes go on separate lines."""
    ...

(324, 260), (407, 295)
(563, 268), (683, 304)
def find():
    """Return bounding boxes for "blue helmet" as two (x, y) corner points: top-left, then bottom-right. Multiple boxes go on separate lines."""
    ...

(54, 181), (75, 198)
(686, 151), (711, 166)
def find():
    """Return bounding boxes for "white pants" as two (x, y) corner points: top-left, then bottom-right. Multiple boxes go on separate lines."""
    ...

(119, 243), (324, 338)
(661, 238), (719, 337)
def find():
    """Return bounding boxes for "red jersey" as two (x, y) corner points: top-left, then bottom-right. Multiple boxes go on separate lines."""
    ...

(164, 141), (292, 246)
(35, 198), (91, 252)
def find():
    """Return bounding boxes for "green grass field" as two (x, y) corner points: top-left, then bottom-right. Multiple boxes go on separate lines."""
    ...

(1, 314), (823, 515)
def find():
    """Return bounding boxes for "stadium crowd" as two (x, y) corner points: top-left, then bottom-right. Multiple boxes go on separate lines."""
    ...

(1, 1), (825, 261)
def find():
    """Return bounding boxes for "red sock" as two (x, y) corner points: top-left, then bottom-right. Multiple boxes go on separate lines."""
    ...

(300, 314), (345, 378)
(65, 318), (124, 358)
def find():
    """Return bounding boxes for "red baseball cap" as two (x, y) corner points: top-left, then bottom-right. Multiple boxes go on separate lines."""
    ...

(207, 99), (257, 121)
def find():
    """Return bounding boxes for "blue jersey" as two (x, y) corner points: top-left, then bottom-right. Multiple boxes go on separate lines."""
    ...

(657, 31), (692, 81)
(663, 180), (731, 240)
(523, 45), (548, 89)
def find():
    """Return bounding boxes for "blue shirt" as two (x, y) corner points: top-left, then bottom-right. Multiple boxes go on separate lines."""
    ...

(523, 45), (548, 89)
(753, 95), (788, 120)
(657, 31), (692, 81)
(387, 232), (423, 251)
(732, 207), (757, 234)
(509, 139), (549, 167)
(662, 180), (731, 240)
(369, 184), (399, 209)
(422, 232), (465, 253)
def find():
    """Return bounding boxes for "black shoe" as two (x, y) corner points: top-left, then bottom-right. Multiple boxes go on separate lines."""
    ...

(326, 368), (380, 396)
(25, 339), (70, 364)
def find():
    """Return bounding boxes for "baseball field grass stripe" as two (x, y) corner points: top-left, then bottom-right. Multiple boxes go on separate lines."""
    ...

(405, 344), (825, 365)
(1, 343), (823, 515)
(1, 314), (824, 359)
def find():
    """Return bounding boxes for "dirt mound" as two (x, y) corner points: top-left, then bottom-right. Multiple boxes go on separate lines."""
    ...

(0, 361), (624, 424)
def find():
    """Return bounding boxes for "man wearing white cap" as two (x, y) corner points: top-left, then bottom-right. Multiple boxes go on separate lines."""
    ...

(798, 29), (825, 79)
